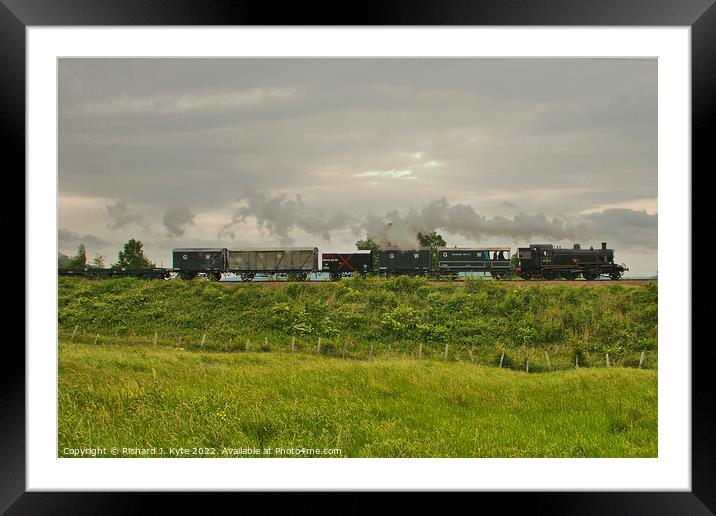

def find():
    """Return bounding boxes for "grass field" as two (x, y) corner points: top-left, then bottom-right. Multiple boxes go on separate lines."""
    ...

(58, 341), (657, 458)
(58, 276), (658, 370)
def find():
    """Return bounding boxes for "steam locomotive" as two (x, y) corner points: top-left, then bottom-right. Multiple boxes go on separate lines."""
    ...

(515, 242), (628, 281)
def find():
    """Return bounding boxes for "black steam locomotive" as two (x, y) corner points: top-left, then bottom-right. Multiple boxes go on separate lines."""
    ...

(515, 242), (628, 280)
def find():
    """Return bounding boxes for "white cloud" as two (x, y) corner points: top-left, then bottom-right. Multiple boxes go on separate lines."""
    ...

(580, 198), (658, 215)
(355, 169), (416, 180)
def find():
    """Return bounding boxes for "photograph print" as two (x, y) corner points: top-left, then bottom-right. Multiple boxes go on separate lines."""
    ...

(57, 57), (657, 459)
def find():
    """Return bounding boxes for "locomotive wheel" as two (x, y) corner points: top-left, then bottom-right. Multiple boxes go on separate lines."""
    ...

(542, 271), (557, 280)
(609, 272), (622, 281)
(521, 272), (533, 280)
(583, 272), (599, 281)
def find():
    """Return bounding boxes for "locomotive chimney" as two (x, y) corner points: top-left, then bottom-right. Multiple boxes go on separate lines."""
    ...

(573, 243), (580, 250)
(601, 242), (607, 250)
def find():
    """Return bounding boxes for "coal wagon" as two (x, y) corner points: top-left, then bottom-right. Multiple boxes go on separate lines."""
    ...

(226, 247), (319, 281)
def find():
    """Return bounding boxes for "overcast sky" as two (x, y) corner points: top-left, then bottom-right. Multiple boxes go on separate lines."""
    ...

(58, 58), (657, 275)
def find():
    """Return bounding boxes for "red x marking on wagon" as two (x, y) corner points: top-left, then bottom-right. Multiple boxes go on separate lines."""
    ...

(337, 254), (354, 271)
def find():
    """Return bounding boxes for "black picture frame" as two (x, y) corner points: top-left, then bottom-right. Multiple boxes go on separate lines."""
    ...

(4, 0), (708, 512)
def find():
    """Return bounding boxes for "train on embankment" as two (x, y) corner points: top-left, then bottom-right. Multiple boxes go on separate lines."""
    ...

(58, 241), (629, 281)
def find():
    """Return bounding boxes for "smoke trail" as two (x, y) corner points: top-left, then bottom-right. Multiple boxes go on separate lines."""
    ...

(219, 193), (599, 247)
(218, 191), (357, 243)
(362, 198), (581, 248)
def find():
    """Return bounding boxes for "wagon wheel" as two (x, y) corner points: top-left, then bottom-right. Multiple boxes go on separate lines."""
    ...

(492, 273), (501, 280)
(180, 271), (197, 281)
(240, 273), (255, 282)
(329, 272), (341, 281)
(295, 272), (308, 282)
(210, 271), (222, 282)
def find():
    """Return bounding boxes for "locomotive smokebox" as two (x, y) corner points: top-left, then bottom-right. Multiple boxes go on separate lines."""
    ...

(573, 244), (581, 250)
(601, 242), (607, 250)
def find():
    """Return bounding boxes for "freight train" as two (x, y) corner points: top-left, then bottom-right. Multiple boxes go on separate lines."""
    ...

(59, 242), (628, 281)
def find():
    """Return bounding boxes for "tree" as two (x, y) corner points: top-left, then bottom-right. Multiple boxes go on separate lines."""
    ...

(417, 231), (446, 268)
(91, 254), (106, 269)
(356, 237), (380, 270)
(58, 252), (71, 268)
(66, 244), (88, 269)
(114, 239), (154, 269)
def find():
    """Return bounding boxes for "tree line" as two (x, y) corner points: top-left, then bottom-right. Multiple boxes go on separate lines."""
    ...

(59, 239), (154, 270)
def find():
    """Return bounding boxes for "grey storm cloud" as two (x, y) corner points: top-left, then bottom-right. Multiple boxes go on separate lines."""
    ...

(583, 208), (658, 249)
(58, 228), (107, 248)
(106, 200), (145, 230)
(163, 204), (195, 237)
(58, 58), (657, 274)
(220, 192), (357, 243)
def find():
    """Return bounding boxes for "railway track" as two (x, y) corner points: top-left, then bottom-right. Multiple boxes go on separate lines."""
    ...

(219, 278), (656, 287)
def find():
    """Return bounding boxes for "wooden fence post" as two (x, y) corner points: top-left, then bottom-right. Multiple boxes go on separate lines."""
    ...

(605, 353), (610, 368)
(264, 337), (269, 351)
(152, 332), (158, 347)
(317, 337), (322, 353)
(575, 355), (579, 369)
(131, 331), (136, 346)
(245, 339), (250, 352)
(387, 343), (391, 358)
(342, 340), (347, 359)
(444, 343), (449, 361)
(70, 325), (78, 341)
(226, 337), (231, 352)
(291, 336), (296, 353)
(418, 343), (423, 359)
(178, 335), (183, 347)
(544, 351), (551, 371)
(639, 351), (645, 369)
(369, 345), (373, 359)
(200, 333), (207, 347)
(499, 350), (505, 368)
(468, 348), (474, 363)
(93, 333), (100, 345)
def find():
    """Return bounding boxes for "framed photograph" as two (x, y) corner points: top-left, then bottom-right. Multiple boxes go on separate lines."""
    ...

(6, 0), (709, 512)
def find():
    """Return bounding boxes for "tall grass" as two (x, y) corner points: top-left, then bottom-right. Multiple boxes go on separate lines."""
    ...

(59, 342), (657, 458)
